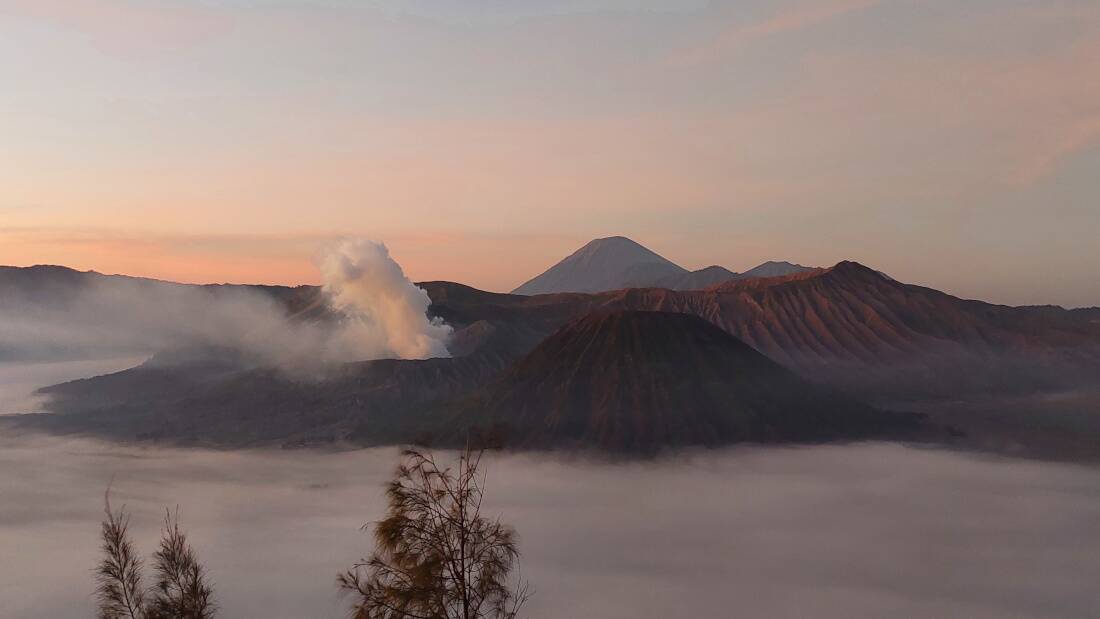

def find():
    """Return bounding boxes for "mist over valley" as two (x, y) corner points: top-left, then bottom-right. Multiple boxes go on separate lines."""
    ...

(3, 435), (1099, 618)
(4, 3), (1099, 614)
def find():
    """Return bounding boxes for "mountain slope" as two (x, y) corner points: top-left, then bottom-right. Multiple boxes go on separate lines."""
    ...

(736, 260), (814, 279)
(685, 261), (1100, 393)
(426, 262), (1100, 399)
(511, 236), (687, 295)
(10, 264), (1100, 457)
(0, 264), (320, 316)
(452, 311), (922, 453)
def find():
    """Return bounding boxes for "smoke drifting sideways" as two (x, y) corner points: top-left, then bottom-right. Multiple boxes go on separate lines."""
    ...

(0, 240), (452, 376)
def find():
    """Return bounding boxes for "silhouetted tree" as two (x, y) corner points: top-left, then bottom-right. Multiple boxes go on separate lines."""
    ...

(339, 448), (531, 619)
(96, 491), (216, 619)
(96, 492), (146, 619)
(146, 509), (216, 619)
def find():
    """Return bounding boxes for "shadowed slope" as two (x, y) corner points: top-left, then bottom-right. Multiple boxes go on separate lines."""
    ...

(455, 310), (921, 453)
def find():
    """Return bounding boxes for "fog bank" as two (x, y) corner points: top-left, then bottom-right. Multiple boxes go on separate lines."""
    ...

(0, 357), (147, 414)
(1, 438), (1098, 618)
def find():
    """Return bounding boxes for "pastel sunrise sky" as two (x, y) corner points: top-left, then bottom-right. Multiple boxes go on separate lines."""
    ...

(2, 0), (1098, 306)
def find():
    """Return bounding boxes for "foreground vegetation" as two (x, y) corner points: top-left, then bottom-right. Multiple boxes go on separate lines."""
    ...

(96, 448), (529, 619)
(96, 497), (215, 619)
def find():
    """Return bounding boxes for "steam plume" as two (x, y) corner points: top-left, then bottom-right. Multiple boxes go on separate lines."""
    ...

(320, 240), (452, 360)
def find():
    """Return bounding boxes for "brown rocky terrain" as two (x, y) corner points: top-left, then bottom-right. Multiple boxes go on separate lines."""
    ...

(447, 311), (924, 454)
(426, 261), (1100, 399)
(4, 260), (1099, 457)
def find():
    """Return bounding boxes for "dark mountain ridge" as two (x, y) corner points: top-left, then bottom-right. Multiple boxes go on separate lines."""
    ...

(426, 261), (1100, 399)
(4, 259), (1099, 458)
(7, 261), (1096, 400)
(0, 264), (321, 317)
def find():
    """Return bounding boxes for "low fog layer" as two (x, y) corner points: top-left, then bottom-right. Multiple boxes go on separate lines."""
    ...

(0, 240), (450, 374)
(1, 437), (1097, 618)
(0, 357), (148, 413)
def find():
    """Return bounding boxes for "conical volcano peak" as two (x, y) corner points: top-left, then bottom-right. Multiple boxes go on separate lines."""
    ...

(511, 237), (687, 295)
(457, 309), (920, 453)
(567, 236), (677, 264)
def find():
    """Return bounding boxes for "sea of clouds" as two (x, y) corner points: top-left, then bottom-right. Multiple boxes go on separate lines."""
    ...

(0, 436), (1097, 618)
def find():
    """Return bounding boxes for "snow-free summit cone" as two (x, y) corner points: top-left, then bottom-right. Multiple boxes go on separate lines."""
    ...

(456, 310), (924, 453)
(511, 236), (687, 295)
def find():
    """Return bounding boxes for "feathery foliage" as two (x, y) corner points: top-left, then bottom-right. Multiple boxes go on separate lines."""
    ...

(95, 491), (216, 619)
(147, 509), (217, 619)
(96, 492), (146, 619)
(339, 448), (531, 619)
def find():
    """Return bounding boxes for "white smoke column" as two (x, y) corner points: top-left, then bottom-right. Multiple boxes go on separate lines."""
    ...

(320, 239), (452, 360)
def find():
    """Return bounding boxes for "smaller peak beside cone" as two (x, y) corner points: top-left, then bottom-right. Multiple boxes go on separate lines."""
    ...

(831, 260), (872, 271)
(705, 260), (893, 292)
(739, 260), (815, 279)
(826, 260), (892, 281)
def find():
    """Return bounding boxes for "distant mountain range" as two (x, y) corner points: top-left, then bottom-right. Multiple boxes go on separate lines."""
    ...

(0, 264), (317, 312)
(433, 261), (1100, 400)
(3, 240), (1099, 457)
(737, 260), (813, 279)
(510, 236), (812, 294)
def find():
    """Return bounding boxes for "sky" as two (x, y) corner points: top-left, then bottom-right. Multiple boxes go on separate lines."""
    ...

(1, 0), (1098, 307)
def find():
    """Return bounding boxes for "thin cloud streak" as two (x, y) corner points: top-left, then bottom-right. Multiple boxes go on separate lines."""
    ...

(1013, 116), (1100, 186)
(669, 0), (880, 66)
